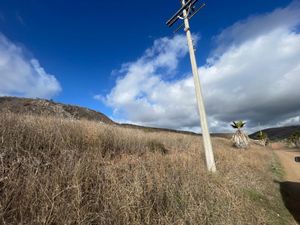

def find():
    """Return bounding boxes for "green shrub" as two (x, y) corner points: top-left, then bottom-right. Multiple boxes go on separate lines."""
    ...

(257, 131), (268, 140)
(287, 131), (300, 146)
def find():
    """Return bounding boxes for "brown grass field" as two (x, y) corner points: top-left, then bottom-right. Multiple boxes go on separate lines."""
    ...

(0, 113), (294, 224)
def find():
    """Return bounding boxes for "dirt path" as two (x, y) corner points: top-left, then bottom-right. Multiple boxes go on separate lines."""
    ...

(273, 145), (300, 224)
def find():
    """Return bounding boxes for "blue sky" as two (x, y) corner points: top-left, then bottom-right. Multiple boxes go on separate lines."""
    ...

(0, 0), (300, 132)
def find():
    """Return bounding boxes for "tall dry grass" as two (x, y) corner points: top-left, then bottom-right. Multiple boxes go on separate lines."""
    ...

(0, 113), (292, 224)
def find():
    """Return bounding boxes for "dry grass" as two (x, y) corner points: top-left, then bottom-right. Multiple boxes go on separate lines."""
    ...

(0, 113), (293, 224)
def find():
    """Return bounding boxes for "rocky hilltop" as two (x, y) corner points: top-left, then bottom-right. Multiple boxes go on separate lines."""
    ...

(0, 96), (115, 124)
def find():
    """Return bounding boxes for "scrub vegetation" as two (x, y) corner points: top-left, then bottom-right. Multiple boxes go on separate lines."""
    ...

(0, 113), (293, 224)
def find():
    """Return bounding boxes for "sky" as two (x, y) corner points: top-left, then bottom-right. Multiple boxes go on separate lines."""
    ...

(0, 0), (300, 133)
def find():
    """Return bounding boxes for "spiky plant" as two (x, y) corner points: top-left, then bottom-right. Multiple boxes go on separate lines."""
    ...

(231, 120), (246, 129)
(256, 130), (269, 146)
(231, 120), (249, 149)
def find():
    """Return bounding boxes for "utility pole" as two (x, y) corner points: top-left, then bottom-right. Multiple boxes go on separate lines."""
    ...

(166, 0), (216, 172)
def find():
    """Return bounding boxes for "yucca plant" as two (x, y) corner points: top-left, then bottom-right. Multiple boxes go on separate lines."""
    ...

(231, 121), (246, 129)
(231, 120), (249, 149)
(256, 130), (269, 146)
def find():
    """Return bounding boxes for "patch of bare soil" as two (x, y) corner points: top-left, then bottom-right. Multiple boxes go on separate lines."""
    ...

(274, 146), (300, 224)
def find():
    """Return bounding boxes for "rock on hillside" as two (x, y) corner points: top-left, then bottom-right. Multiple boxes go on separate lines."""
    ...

(0, 97), (115, 124)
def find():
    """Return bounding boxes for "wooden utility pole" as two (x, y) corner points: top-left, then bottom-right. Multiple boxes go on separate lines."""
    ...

(166, 0), (216, 172)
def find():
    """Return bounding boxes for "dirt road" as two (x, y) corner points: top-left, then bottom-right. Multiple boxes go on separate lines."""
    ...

(274, 145), (300, 224)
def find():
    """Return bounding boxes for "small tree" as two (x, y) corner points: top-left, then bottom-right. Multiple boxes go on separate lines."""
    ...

(287, 131), (300, 148)
(257, 130), (269, 146)
(231, 120), (249, 149)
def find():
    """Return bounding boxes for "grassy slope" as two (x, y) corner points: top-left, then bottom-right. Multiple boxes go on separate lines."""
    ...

(0, 113), (294, 225)
(0, 96), (231, 137)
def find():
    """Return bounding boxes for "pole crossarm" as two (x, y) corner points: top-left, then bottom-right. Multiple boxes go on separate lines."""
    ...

(165, 0), (217, 172)
(173, 3), (205, 33)
(166, 0), (199, 27)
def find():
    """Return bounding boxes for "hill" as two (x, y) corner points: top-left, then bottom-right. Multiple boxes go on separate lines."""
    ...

(0, 96), (200, 136)
(0, 112), (294, 224)
(0, 96), (115, 124)
(250, 126), (300, 141)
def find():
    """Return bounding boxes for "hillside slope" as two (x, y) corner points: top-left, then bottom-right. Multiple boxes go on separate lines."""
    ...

(0, 96), (114, 124)
(0, 112), (294, 224)
(250, 126), (300, 141)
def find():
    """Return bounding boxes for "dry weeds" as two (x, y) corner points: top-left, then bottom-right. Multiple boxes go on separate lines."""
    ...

(0, 113), (293, 224)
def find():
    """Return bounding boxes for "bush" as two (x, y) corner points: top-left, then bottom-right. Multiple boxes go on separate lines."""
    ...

(256, 131), (269, 146)
(257, 131), (267, 140)
(287, 131), (300, 147)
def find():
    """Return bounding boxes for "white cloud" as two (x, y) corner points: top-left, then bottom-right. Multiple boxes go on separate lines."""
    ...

(213, 1), (300, 55)
(277, 115), (300, 127)
(103, 35), (200, 130)
(0, 34), (61, 98)
(102, 2), (300, 133)
(202, 30), (300, 122)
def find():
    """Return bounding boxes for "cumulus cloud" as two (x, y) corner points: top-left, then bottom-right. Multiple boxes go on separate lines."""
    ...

(0, 34), (61, 98)
(202, 1), (300, 131)
(103, 35), (199, 130)
(213, 1), (300, 55)
(102, 2), (300, 133)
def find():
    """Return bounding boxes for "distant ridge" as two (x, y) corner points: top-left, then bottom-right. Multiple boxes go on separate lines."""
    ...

(250, 125), (300, 141)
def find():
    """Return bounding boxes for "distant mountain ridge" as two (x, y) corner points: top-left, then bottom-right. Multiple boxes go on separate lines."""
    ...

(0, 97), (115, 124)
(249, 125), (300, 141)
